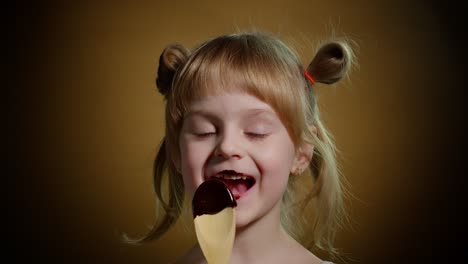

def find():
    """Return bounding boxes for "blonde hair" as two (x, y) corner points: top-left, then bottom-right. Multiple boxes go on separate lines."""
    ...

(132, 31), (354, 257)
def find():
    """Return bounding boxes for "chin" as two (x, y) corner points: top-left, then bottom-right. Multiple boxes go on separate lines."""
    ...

(234, 211), (258, 230)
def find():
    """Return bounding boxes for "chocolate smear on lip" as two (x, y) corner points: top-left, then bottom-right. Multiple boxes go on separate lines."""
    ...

(192, 179), (237, 218)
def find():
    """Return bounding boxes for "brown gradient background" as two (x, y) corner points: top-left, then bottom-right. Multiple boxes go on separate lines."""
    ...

(9, 0), (465, 263)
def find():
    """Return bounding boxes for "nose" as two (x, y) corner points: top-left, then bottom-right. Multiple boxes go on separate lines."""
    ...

(214, 131), (243, 159)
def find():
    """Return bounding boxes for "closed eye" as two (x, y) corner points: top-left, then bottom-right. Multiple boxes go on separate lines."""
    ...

(195, 132), (216, 138)
(245, 132), (269, 140)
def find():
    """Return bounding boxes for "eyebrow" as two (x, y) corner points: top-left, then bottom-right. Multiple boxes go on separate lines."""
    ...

(243, 109), (279, 121)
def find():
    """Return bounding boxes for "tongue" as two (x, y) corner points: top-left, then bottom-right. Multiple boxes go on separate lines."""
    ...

(224, 179), (249, 199)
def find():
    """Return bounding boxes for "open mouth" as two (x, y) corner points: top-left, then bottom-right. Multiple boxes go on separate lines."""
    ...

(210, 170), (256, 200)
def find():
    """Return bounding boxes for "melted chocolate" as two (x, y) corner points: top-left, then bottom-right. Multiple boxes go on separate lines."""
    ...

(192, 179), (237, 218)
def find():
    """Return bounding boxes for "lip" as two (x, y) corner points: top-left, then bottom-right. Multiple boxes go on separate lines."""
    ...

(206, 169), (255, 180)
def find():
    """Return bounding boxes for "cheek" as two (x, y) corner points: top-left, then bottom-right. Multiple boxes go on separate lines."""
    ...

(258, 139), (296, 173)
(179, 146), (197, 193)
(253, 137), (296, 189)
(260, 153), (294, 188)
(179, 140), (209, 194)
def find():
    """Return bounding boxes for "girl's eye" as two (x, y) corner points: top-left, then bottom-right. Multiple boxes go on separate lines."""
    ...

(245, 132), (269, 140)
(195, 132), (216, 138)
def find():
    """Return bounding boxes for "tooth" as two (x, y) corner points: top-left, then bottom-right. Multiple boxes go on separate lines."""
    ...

(215, 174), (249, 180)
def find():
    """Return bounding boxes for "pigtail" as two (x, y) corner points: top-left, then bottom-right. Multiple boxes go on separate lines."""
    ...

(136, 44), (190, 242)
(156, 44), (190, 97)
(294, 41), (354, 259)
(123, 139), (185, 244)
(123, 44), (189, 244)
(305, 41), (353, 84)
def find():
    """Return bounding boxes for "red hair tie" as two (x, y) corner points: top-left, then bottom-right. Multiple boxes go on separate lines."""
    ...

(304, 70), (315, 85)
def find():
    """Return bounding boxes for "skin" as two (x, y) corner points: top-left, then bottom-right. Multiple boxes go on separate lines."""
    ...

(176, 92), (320, 264)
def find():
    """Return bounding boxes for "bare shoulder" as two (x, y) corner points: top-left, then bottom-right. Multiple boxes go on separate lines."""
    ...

(172, 244), (206, 264)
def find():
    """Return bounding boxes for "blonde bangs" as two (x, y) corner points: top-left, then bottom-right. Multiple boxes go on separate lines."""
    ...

(170, 33), (307, 145)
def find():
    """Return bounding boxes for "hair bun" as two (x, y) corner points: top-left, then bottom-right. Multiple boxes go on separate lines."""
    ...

(156, 43), (190, 96)
(306, 41), (353, 85)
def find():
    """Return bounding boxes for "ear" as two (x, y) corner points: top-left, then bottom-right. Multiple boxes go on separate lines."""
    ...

(291, 143), (314, 175)
(291, 126), (317, 175)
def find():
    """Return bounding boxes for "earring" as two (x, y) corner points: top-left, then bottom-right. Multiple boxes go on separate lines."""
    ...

(291, 167), (300, 175)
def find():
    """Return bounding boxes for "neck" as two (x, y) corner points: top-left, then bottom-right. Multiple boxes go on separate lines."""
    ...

(230, 203), (289, 263)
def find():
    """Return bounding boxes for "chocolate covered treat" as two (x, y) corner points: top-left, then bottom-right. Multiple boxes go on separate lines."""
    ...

(192, 179), (237, 264)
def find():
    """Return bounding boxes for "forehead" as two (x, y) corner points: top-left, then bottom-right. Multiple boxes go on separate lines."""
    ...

(185, 93), (279, 120)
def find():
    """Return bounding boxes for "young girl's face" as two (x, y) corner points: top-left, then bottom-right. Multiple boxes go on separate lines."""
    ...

(179, 92), (299, 227)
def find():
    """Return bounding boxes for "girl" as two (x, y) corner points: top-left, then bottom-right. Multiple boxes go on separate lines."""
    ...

(135, 31), (353, 263)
